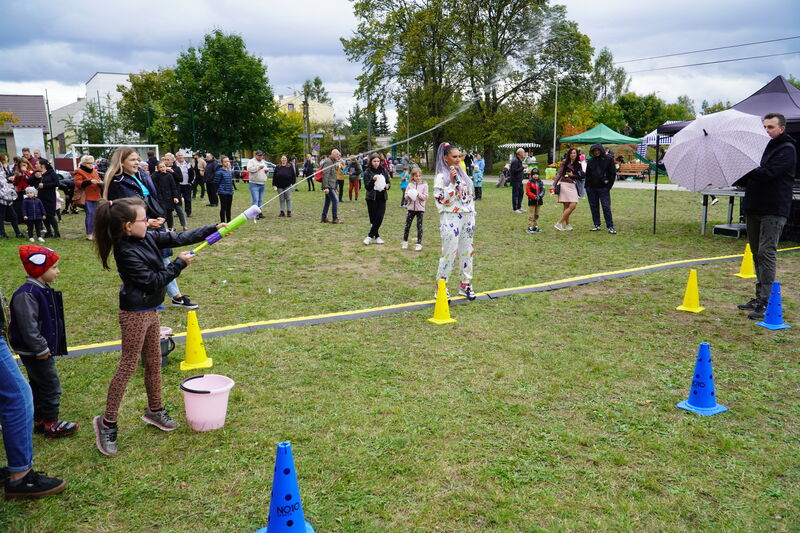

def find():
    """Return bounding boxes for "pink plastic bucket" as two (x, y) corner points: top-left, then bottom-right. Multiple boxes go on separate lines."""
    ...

(180, 374), (235, 432)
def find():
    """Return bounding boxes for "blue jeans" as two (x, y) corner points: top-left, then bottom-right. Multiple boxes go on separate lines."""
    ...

(162, 257), (180, 299)
(85, 200), (97, 235)
(0, 337), (35, 473)
(511, 181), (523, 211)
(249, 183), (265, 207)
(322, 189), (338, 221)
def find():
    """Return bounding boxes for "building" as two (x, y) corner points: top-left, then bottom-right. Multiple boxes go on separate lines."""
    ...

(276, 93), (335, 124)
(50, 72), (132, 153)
(0, 94), (50, 158)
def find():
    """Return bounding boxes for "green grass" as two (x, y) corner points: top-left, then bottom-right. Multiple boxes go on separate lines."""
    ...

(1, 182), (798, 532)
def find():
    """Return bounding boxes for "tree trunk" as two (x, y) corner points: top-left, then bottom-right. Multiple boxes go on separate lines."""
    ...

(483, 145), (495, 175)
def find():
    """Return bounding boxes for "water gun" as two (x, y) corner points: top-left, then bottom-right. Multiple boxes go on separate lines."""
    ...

(192, 204), (262, 254)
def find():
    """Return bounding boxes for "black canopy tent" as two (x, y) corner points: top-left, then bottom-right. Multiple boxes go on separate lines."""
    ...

(651, 75), (800, 233)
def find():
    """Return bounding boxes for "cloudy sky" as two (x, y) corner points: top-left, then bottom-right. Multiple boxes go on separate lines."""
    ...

(1, 0), (798, 125)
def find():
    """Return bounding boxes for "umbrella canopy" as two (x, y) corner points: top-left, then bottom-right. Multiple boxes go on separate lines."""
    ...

(498, 142), (541, 149)
(663, 109), (770, 192)
(559, 123), (642, 144)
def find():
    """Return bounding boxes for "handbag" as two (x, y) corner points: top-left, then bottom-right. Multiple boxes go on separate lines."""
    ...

(553, 181), (561, 195)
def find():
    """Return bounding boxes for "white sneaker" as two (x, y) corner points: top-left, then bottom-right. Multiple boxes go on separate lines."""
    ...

(38, 237), (45, 242)
(554, 223), (564, 231)
(29, 237), (35, 242)
(363, 236), (372, 245)
(414, 243), (422, 251)
(565, 224), (574, 231)
(401, 241), (408, 249)
(375, 237), (385, 244)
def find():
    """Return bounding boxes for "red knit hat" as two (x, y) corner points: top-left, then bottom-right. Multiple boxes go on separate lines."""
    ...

(19, 245), (60, 278)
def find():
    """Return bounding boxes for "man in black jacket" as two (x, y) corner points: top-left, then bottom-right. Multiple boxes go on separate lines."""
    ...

(585, 143), (617, 234)
(734, 112), (797, 320)
(508, 148), (525, 212)
(204, 154), (219, 207)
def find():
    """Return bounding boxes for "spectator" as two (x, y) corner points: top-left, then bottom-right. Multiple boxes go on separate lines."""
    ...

(246, 150), (269, 215)
(214, 155), (235, 223)
(320, 150), (341, 224)
(348, 156), (362, 201)
(21, 148), (35, 167)
(192, 153), (207, 200)
(584, 143), (617, 234)
(22, 187), (46, 242)
(303, 154), (316, 191)
(162, 154), (188, 230)
(553, 147), (583, 231)
(35, 159), (60, 238)
(72, 155), (104, 240)
(272, 154), (297, 217)
(363, 152), (391, 244)
(464, 152), (474, 176)
(401, 166), (427, 250)
(12, 159), (32, 224)
(147, 151), (159, 175)
(508, 148), (526, 213)
(472, 153), (484, 200)
(174, 151), (193, 217)
(0, 159), (23, 239)
(152, 159), (184, 231)
(204, 153), (219, 207)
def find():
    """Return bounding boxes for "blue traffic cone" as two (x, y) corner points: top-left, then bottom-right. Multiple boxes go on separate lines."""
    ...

(256, 442), (314, 533)
(676, 342), (728, 416)
(756, 281), (792, 330)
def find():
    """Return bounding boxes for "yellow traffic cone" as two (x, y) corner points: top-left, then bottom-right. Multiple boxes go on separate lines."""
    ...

(180, 310), (213, 371)
(676, 269), (705, 313)
(428, 279), (456, 325)
(733, 243), (757, 279)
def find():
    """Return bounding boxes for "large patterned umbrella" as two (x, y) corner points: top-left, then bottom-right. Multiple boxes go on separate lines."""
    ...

(663, 109), (770, 192)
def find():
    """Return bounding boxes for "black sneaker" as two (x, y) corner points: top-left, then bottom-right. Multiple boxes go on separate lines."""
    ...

(737, 298), (759, 310)
(747, 303), (766, 320)
(608, 227), (617, 234)
(171, 295), (199, 309)
(590, 225), (601, 231)
(4, 470), (66, 500)
(526, 226), (535, 234)
(533, 227), (543, 233)
(0, 467), (9, 484)
(41, 420), (79, 438)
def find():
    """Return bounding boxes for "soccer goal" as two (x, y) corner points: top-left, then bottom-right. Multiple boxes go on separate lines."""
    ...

(69, 143), (159, 169)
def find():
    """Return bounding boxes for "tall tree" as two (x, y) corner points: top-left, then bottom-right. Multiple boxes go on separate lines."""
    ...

(61, 96), (133, 157)
(591, 47), (629, 101)
(302, 77), (333, 104)
(700, 99), (732, 115)
(116, 70), (178, 149)
(166, 30), (278, 155)
(616, 92), (667, 137)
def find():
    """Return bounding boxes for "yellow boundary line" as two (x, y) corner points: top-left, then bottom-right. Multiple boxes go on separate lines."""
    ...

(66, 245), (800, 354)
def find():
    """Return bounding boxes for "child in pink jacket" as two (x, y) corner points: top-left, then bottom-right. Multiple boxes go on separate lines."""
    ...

(401, 167), (428, 251)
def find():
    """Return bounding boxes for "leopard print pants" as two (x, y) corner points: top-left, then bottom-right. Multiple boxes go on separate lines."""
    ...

(103, 310), (163, 422)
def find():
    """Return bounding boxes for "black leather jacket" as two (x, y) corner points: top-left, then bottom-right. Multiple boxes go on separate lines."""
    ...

(114, 225), (217, 311)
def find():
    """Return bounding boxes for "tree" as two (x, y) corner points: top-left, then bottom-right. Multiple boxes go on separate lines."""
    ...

(302, 77), (332, 105)
(590, 100), (626, 132)
(591, 47), (629, 101)
(616, 92), (667, 137)
(166, 30), (279, 155)
(787, 75), (800, 90)
(700, 99), (731, 115)
(61, 96), (134, 157)
(116, 70), (179, 149)
(270, 111), (304, 159)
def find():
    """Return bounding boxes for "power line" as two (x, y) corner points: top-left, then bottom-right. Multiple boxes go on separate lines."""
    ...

(627, 50), (800, 74)
(616, 35), (800, 64)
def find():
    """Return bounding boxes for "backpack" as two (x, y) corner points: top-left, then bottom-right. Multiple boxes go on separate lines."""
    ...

(314, 168), (323, 182)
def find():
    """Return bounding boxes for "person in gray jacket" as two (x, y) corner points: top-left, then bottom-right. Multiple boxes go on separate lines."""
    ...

(320, 149), (341, 223)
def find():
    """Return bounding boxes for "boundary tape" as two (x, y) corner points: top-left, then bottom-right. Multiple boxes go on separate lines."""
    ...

(63, 246), (800, 359)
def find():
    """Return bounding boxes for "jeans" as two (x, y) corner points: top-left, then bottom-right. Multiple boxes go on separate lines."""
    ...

(85, 200), (97, 235)
(277, 187), (292, 213)
(746, 214), (787, 302)
(322, 189), (338, 220)
(511, 181), (523, 211)
(366, 198), (387, 238)
(162, 257), (180, 299)
(586, 187), (614, 228)
(180, 184), (192, 216)
(249, 183), (265, 207)
(0, 337), (35, 472)
(19, 354), (62, 422)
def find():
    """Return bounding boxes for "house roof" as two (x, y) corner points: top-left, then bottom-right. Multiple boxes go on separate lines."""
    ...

(0, 94), (50, 133)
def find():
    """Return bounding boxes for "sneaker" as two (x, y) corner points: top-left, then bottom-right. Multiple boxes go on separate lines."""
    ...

(363, 236), (372, 245)
(565, 224), (574, 231)
(533, 227), (543, 233)
(287, 211), (292, 217)
(141, 408), (178, 431)
(414, 243), (423, 251)
(747, 303), (767, 321)
(321, 218), (329, 223)
(554, 223), (564, 231)
(527, 227), (535, 234)
(608, 227), (617, 234)
(279, 211), (285, 217)
(42, 420), (79, 438)
(458, 284), (477, 301)
(375, 237), (385, 244)
(401, 241), (409, 249)
(37, 237), (45, 243)
(331, 219), (342, 224)
(435, 287), (451, 300)
(93, 416), (118, 457)
(711, 197), (719, 205)
(4, 469), (66, 500)
(590, 225), (602, 231)
(29, 237), (34, 242)
(737, 298), (760, 310)
(171, 295), (199, 309)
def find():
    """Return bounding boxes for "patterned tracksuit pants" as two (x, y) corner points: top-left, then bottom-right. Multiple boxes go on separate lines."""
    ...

(436, 211), (475, 283)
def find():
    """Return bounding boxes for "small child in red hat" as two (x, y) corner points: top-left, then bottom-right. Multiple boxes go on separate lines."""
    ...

(7, 245), (78, 438)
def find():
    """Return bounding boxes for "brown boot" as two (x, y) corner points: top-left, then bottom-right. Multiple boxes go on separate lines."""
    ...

(332, 219), (341, 224)
(321, 218), (329, 223)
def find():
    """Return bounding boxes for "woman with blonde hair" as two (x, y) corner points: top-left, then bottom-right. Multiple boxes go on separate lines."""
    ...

(73, 154), (104, 240)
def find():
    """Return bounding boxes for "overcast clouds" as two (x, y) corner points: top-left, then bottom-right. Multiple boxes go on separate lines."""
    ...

(1, 0), (798, 125)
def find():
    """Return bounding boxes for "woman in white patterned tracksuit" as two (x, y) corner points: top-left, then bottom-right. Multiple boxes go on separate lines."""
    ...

(434, 142), (477, 300)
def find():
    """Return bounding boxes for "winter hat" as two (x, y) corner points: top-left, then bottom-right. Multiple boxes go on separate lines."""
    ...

(25, 186), (37, 197)
(19, 245), (59, 278)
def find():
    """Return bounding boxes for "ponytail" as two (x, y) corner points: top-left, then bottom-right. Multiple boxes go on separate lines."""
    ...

(93, 197), (145, 270)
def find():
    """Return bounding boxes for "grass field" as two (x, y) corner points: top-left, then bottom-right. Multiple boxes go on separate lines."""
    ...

(1, 180), (798, 532)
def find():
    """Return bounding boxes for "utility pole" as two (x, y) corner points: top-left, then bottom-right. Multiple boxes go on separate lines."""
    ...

(97, 91), (105, 144)
(551, 76), (559, 164)
(406, 94), (410, 156)
(302, 87), (312, 157)
(190, 92), (196, 151)
(44, 89), (56, 158)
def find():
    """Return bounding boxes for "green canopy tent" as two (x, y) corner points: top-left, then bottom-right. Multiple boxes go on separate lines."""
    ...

(559, 123), (642, 144)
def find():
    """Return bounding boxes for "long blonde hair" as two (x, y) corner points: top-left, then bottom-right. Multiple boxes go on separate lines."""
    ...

(103, 147), (138, 199)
